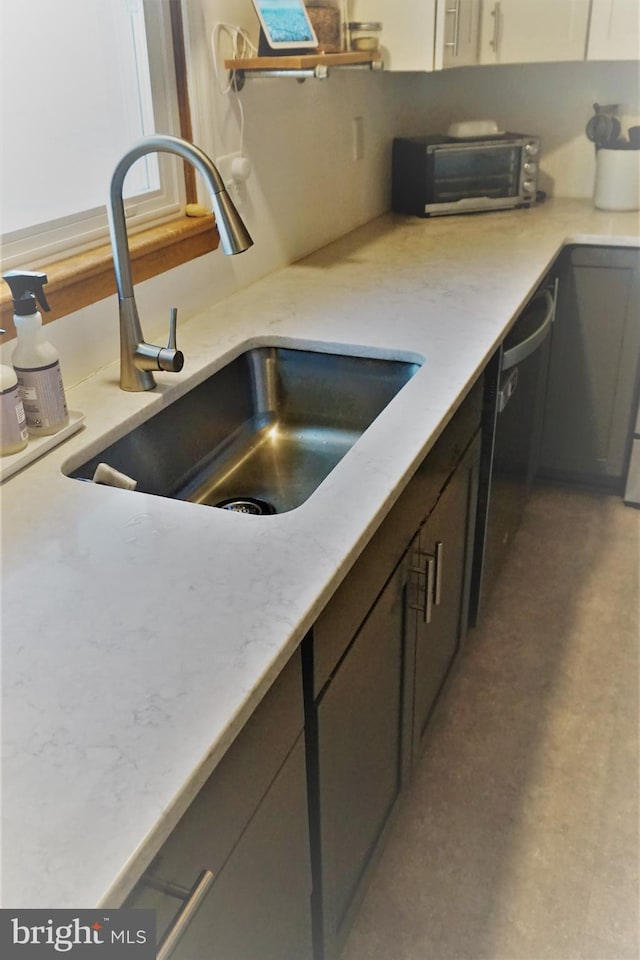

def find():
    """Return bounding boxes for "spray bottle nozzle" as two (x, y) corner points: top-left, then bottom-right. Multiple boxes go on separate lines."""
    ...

(2, 270), (51, 315)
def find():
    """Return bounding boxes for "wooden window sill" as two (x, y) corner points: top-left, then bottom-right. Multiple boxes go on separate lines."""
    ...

(0, 215), (220, 343)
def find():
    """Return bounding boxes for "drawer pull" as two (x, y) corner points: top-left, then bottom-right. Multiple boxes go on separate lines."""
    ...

(490, 2), (502, 55)
(434, 541), (444, 606)
(423, 554), (435, 623)
(444, 0), (460, 55)
(155, 869), (215, 960)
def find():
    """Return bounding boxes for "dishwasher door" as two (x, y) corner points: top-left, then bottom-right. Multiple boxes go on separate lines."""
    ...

(470, 279), (556, 624)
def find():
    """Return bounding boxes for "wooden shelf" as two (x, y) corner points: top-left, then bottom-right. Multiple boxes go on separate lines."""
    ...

(225, 51), (381, 71)
(224, 51), (382, 87)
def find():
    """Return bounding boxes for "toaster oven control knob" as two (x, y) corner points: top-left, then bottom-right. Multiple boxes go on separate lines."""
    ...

(523, 161), (537, 176)
(525, 141), (539, 157)
(522, 179), (536, 194)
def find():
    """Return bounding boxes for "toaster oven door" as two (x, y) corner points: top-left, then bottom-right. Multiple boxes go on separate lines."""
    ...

(427, 143), (525, 214)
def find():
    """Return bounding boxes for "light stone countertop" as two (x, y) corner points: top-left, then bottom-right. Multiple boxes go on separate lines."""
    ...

(1, 199), (638, 909)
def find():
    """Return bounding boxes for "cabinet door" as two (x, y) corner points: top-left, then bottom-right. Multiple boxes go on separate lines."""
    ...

(539, 247), (640, 487)
(349, 0), (438, 70)
(129, 738), (313, 960)
(124, 652), (312, 960)
(439, 0), (481, 68)
(313, 551), (410, 959)
(410, 435), (480, 760)
(480, 0), (590, 64)
(587, 0), (640, 60)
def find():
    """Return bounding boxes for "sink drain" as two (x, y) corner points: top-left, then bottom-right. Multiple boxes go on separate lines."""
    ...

(214, 497), (275, 515)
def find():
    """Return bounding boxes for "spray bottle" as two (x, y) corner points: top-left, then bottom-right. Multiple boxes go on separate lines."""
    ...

(2, 271), (69, 436)
(0, 329), (29, 456)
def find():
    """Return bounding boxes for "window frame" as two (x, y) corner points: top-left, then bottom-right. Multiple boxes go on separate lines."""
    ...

(0, 1), (219, 342)
(1, 0), (185, 270)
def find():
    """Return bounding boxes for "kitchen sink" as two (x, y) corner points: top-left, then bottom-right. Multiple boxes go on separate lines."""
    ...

(67, 344), (421, 514)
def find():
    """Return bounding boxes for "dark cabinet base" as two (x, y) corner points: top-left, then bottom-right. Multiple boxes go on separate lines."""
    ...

(539, 245), (640, 488)
(409, 433), (480, 762)
(305, 380), (483, 960)
(125, 651), (313, 960)
(308, 555), (409, 958)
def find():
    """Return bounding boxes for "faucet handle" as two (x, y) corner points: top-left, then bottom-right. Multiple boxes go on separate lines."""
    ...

(156, 306), (184, 373)
(168, 306), (178, 352)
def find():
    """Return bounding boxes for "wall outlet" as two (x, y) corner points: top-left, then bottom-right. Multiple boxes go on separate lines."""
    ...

(352, 116), (365, 161)
(216, 152), (242, 189)
(216, 151), (251, 203)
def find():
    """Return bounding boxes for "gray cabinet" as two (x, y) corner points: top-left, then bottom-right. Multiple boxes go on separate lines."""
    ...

(409, 434), (480, 761)
(312, 550), (411, 959)
(306, 380), (483, 960)
(125, 650), (313, 960)
(540, 246), (640, 489)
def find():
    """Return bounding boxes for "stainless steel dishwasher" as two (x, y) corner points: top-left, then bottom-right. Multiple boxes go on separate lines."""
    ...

(470, 275), (558, 624)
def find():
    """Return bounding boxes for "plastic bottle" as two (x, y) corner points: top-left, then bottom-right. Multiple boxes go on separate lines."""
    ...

(0, 329), (29, 456)
(2, 270), (69, 436)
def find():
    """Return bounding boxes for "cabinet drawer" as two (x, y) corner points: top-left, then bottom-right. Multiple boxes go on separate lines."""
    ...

(125, 649), (304, 906)
(312, 375), (483, 696)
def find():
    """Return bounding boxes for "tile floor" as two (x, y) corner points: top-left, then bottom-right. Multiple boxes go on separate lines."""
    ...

(340, 486), (639, 960)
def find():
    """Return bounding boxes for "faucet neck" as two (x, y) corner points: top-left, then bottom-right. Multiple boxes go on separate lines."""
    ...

(108, 134), (252, 392)
(107, 135), (226, 302)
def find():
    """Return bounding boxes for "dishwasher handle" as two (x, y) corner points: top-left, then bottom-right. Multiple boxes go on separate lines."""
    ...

(502, 284), (556, 371)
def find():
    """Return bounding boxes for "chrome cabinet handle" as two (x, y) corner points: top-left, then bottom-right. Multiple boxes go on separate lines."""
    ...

(444, 0), (460, 55)
(490, 1), (502, 56)
(154, 869), (216, 960)
(434, 541), (444, 606)
(423, 554), (435, 623)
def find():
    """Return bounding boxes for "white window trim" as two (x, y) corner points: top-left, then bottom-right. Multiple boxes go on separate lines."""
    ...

(0, 0), (184, 272)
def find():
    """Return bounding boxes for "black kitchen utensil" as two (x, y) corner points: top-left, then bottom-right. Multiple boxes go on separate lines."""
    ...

(586, 103), (621, 149)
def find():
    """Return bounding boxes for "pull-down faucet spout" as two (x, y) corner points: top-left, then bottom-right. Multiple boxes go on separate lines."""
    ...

(108, 134), (253, 392)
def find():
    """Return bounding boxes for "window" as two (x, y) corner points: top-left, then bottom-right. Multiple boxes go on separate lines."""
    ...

(0, 0), (183, 271)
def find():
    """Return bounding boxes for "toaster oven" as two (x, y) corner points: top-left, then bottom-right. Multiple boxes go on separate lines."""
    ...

(392, 132), (541, 217)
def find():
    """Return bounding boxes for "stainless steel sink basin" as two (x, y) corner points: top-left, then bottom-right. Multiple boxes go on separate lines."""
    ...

(68, 345), (421, 514)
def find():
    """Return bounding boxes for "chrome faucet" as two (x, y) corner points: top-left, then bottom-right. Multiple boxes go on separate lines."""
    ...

(108, 134), (253, 392)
